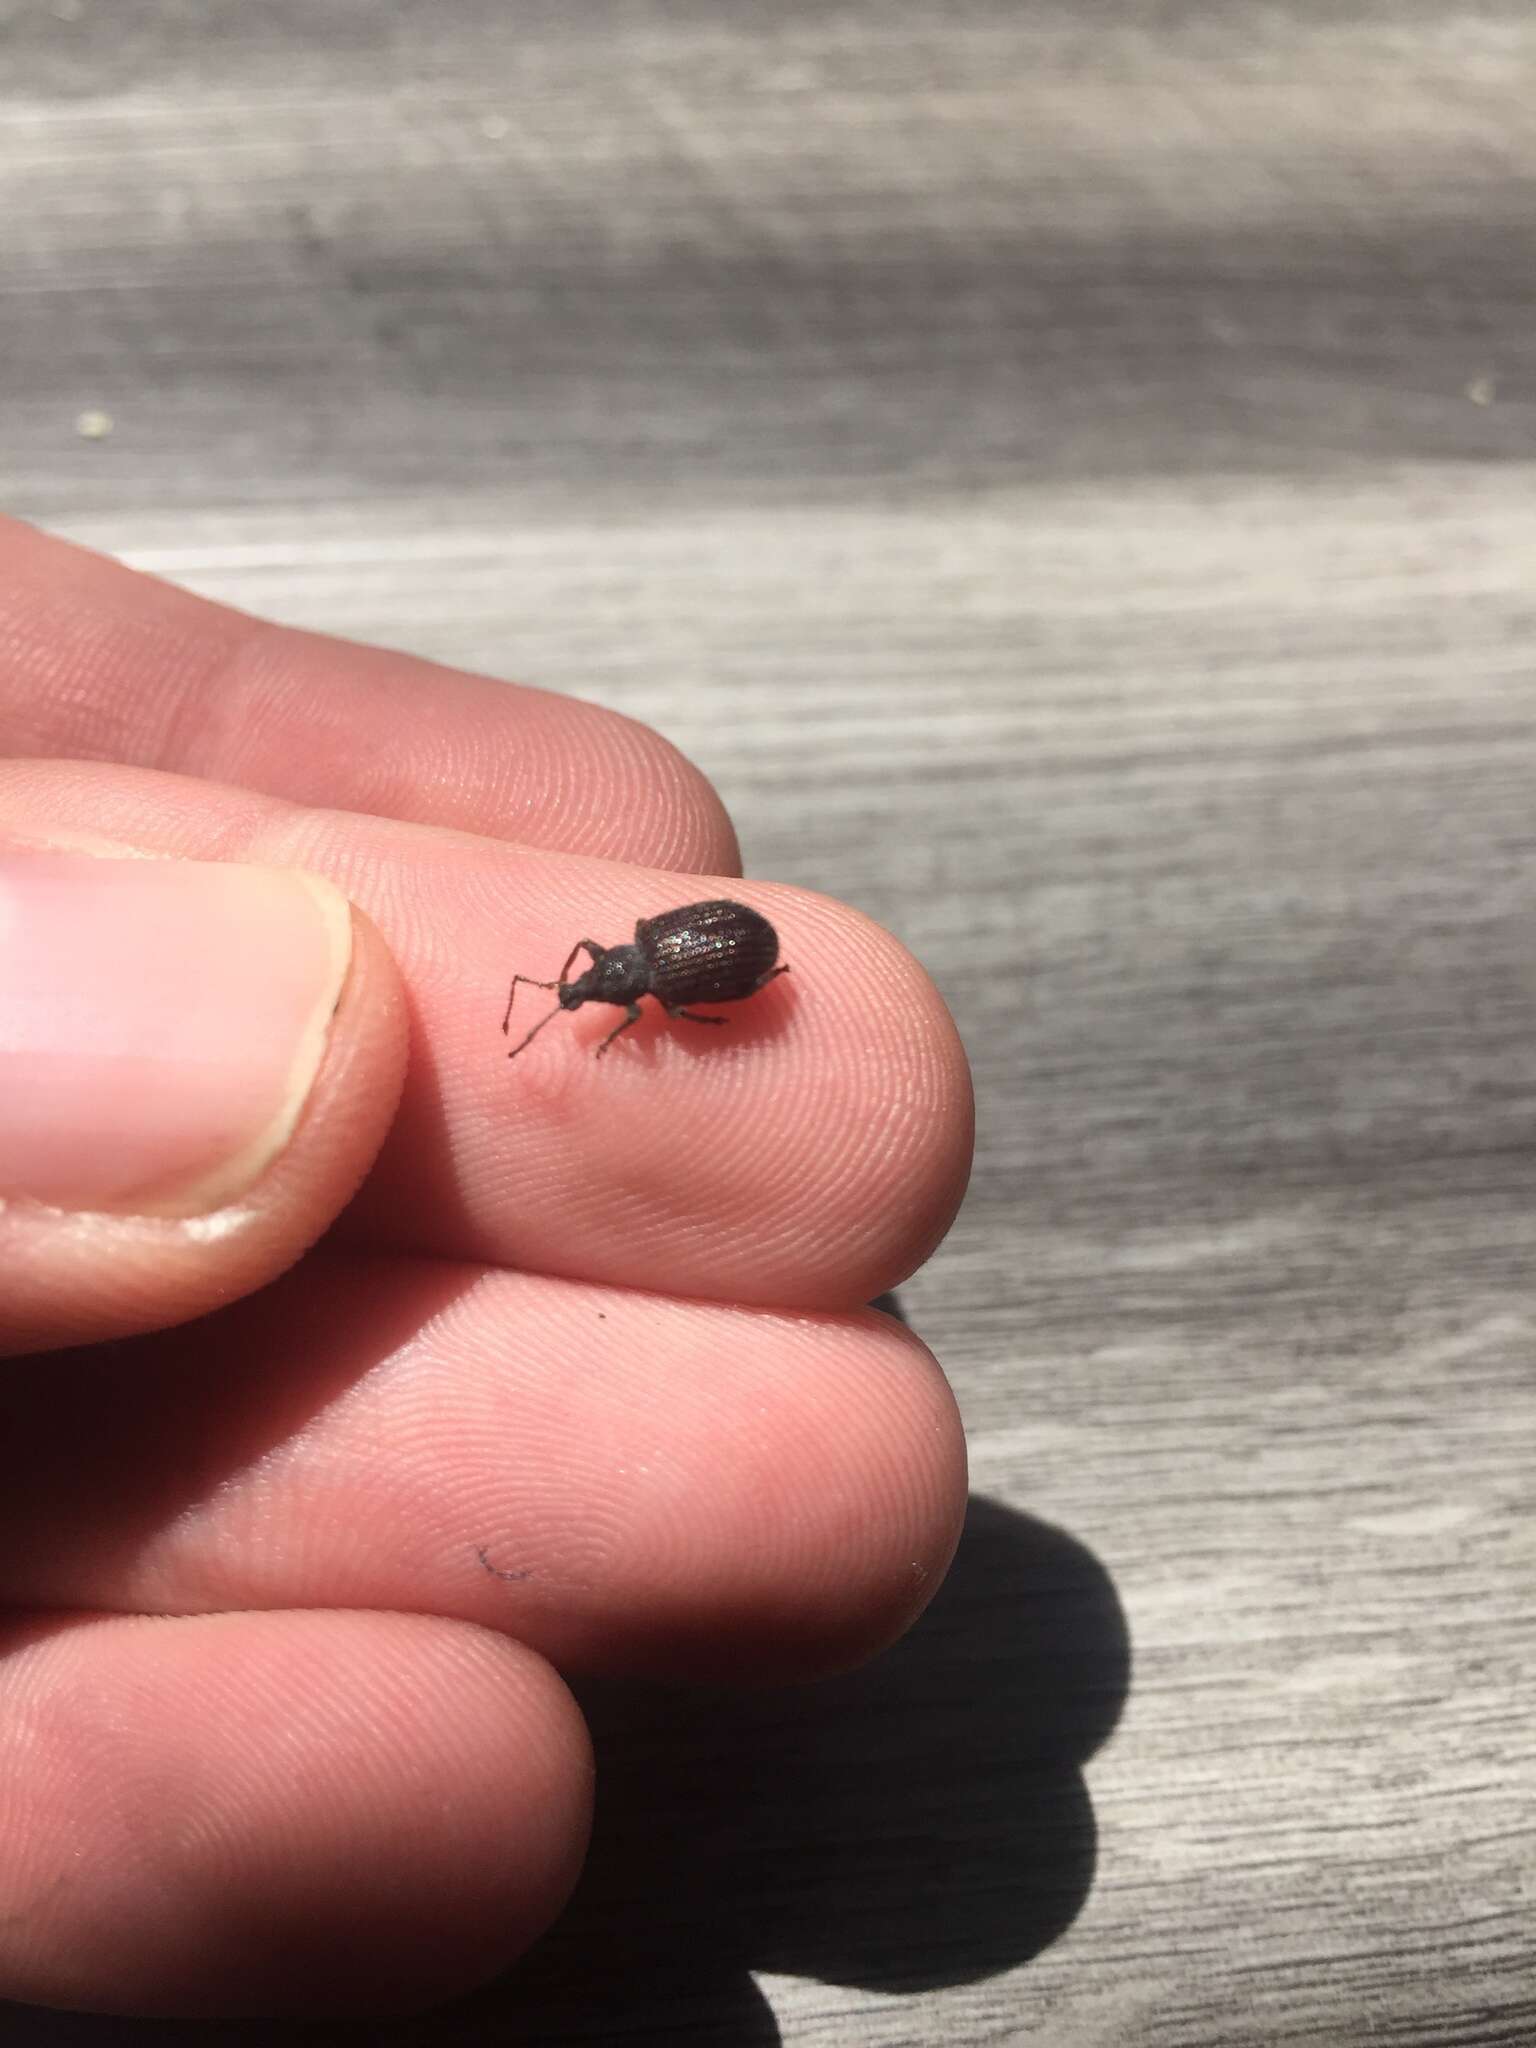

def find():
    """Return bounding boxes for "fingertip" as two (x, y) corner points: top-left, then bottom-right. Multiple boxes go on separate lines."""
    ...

(505, 1295), (970, 1685)
(796, 895), (976, 1306)
(616, 883), (975, 1309)
(587, 705), (743, 877)
(0, 1610), (593, 2016)
(692, 1307), (971, 1683)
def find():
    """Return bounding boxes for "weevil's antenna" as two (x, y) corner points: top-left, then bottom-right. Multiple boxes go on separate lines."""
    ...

(503, 973), (558, 1037)
(506, 999), (567, 1060)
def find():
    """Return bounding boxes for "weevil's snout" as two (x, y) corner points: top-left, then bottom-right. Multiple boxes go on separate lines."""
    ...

(560, 972), (598, 1011)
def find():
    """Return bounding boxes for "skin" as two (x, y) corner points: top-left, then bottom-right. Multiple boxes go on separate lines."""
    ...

(0, 516), (973, 2017)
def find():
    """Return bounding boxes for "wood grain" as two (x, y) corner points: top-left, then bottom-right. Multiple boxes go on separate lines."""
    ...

(3, 2), (1534, 2042)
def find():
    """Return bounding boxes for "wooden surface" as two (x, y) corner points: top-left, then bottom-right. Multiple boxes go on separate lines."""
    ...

(5, 3), (1535, 2042)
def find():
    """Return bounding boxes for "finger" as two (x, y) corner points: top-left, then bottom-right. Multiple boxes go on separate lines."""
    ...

(0, 1252), (969, 1684)
(0, 514), (738, 872)
(0, 851), (407, 1354)
(0, 1608), (591, 2015)
(0, 761), (972, 1308)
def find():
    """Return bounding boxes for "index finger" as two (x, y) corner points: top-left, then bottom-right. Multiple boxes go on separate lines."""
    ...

(0, 760), (972, 1309)
(0, 516), (739, 873)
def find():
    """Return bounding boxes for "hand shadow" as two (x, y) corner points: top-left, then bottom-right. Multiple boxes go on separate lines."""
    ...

(1, 1495), (1129, 2047)
(500, 1491), (1131, 2042)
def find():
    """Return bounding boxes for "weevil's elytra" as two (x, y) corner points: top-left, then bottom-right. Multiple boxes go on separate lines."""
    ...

(503, 898), (789, 1060)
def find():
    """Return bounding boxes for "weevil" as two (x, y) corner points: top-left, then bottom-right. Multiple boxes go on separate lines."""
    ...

(503, 899), (789, 1059)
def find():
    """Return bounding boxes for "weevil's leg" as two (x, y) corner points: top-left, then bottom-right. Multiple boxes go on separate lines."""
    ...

(506, 1000), (566, 1059)
(673, 1009), (727, 1025)
(754, 964), (790, 990)
(595, 1003), (643, 1057)
(502, 973), (557, 1035)
(558, 939), (606, 984)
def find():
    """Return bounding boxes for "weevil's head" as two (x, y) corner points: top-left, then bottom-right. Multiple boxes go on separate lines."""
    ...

(559, 967), (600, 1011)
(577, 945), (649, 1008)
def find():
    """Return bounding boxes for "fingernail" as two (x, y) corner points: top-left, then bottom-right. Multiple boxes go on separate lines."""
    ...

(0, 855), (353, 1215)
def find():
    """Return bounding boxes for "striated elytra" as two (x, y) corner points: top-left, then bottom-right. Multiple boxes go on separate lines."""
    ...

(503, 898), (789, 1060)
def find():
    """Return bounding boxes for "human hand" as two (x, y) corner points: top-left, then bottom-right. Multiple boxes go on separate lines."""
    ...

(0, 517), (972, 2016)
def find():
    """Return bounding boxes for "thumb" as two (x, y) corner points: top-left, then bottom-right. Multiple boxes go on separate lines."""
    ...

(0, 850), (407, 1355)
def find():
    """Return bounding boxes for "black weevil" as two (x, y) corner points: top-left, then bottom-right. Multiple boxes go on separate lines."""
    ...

(503, 899), (789, 1059)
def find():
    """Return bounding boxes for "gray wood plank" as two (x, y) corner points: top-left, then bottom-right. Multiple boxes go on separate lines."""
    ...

(2, 3), (1533, 2043)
